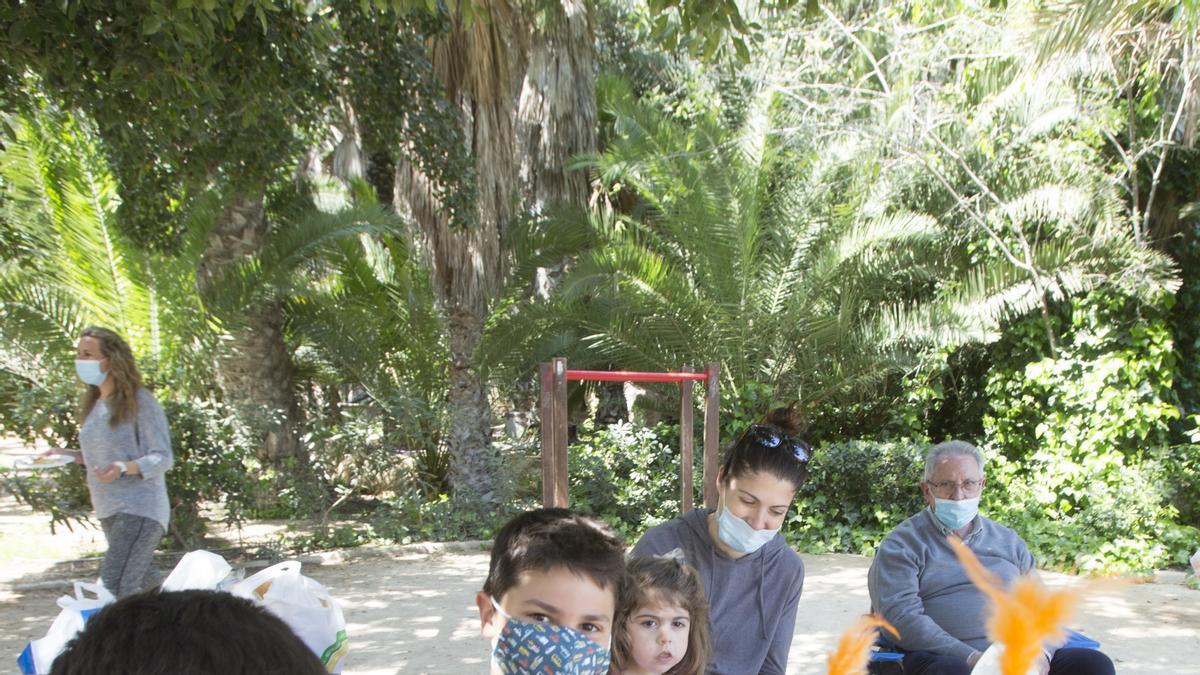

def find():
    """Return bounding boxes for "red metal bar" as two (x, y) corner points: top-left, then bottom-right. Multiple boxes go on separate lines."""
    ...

(566, 370), (708, 383)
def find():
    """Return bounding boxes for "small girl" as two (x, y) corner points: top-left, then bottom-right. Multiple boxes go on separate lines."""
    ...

(612, 552), (712, 675)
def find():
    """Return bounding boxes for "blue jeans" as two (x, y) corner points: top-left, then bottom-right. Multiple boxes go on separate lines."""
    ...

(902, 648), (1115, 675)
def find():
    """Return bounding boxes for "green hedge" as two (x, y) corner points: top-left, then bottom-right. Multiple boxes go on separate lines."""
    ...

(788, 439), (927, 554)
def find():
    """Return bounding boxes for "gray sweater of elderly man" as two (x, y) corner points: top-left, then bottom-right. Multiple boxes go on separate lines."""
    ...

(867, 508), (1035, 662)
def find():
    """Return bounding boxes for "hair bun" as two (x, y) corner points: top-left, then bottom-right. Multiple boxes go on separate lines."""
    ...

(763, 405), (805, 437)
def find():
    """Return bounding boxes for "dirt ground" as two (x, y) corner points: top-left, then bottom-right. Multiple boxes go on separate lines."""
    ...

(3, 438), (1198, 673)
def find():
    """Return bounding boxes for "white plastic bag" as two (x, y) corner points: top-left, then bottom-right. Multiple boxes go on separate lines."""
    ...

(1191, 548), (1199, 576)
(230, 561), (348, 673)
(17, 582), (115, 674)
(161, 550), (234, 592)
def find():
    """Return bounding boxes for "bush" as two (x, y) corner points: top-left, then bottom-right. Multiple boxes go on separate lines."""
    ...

(982, 290), (1196, 573)
(0, 373), (265, 548)
(787, 439), (927, 554)
(568, 421), (702, 541)
(161, 399), (262, 548)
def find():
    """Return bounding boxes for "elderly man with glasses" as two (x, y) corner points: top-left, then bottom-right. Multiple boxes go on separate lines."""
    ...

(867, 440), (1115, 675)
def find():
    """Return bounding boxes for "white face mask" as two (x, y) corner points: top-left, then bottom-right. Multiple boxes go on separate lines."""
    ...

(931, 497), (980, 530)
(74, 359), (107, 386)
(716, 495), (779, 554)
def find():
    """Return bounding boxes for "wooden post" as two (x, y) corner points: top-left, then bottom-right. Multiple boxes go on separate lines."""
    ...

(552, 357), (569, 507)
(703, 363), (720, 509)
(539, 362), (556, 507)
(679, 366), (694, 512)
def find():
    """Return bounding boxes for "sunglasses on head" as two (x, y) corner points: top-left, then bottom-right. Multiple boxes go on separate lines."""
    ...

(744, 424), (810, 463)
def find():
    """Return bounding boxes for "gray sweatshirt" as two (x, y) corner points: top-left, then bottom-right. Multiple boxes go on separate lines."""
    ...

(79, 388), (173, 530)
(631, 508), (805, 675)
(867, 509), (1035, 661)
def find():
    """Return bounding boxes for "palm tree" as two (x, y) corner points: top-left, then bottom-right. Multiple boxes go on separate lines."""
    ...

(0, 108), (211, 389)
(483, 74), (1179, 417)
(393, 0), (600, 506)
(1, 106), (407, 497)
(1024, 0), (1199, 245)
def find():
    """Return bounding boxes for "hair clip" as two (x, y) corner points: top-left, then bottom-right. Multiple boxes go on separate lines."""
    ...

(655, 548), (688, 566)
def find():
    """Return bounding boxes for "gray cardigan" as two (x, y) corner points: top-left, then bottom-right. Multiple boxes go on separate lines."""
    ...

(867, 508), (1035, 662)
(79, 388), (173, 530)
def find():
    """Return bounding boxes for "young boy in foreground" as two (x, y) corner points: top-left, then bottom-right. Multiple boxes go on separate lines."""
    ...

(476, 508), (627, 674)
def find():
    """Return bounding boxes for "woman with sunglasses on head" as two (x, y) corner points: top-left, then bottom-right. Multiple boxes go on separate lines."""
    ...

(45, 327), (173, 597)
(630, 406), (813, 675)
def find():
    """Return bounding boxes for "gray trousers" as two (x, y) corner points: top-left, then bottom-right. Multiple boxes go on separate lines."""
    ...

(99, 513), (164, 597)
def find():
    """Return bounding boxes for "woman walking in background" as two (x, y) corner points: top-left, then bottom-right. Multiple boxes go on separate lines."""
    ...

(51, 326), (173, 597)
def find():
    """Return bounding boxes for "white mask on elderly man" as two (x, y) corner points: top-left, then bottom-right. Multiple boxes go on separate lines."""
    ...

(931, 497), (979, 530)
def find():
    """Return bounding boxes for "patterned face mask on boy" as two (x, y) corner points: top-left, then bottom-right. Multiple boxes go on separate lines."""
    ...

(489, 597), (612, 675)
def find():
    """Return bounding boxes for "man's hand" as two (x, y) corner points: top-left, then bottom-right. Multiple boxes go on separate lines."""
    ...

(1035, 652), (1051, 675)
(967, 651), (983, 669)
(93, 463), (122, 483)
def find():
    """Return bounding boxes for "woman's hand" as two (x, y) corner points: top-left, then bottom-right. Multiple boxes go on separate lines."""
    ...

(93, 463), (122, 483)
(45, 448), (83, 465)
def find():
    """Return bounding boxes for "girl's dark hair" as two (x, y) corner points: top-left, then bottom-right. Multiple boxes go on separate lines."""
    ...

(720, 406), (813, 490)
(613, 555), (712, 675)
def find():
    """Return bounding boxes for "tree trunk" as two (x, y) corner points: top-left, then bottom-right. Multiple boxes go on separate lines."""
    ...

(594, 381), (628, 425)
(394, 1), (598, 507)
(395, 2), (524, 507)
(517, 0), (596, 214)
(197, 193), (306, 474)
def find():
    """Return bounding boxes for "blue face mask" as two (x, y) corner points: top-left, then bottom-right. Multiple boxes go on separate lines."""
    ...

(489, 597), (612, 675)
(931, 497), (980, 531)
(74, 359), (108, 386)
(716, 495), (780, 554)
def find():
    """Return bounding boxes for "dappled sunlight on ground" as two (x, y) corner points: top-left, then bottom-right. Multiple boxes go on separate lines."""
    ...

(304, 552), (493, 674)
(1, 478), (1197, 675)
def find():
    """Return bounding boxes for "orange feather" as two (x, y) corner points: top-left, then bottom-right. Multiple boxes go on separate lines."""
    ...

(827, 614), (899, 675)
(949, 537), (1080, 675)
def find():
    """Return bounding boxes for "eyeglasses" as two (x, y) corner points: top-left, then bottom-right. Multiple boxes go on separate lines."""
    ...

(928, 479), (983, 494)
(745, 424), (810, 463)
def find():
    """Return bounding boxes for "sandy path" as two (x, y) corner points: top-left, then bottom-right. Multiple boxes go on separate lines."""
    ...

(2, 435), (1197, 674)
(5, 548), (1195, 674)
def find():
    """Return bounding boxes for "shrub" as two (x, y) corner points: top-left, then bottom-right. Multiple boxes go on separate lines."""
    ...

(982, 290), (1195, 573)
(568, 421), (702, 541)
(161, 399), (261, 548)
(787, 439), (927, 554)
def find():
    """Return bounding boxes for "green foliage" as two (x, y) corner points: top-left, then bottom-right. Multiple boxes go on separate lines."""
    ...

(329, 1), (476, 227)
(372, 491), (514, 544)
(567, 421), (701, 541)
(983, 290), (1196, 573)
(787, 439), (927, 554)
(0, 1), (334, 248)
(0, 381), (264, 548)
(646, 0), (799, 62)
(160, 399), (262, 549)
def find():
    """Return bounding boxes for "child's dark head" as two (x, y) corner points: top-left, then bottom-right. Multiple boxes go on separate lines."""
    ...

(49, 589), (326, 675)
(720, 405), (812, 491)
(613, 554), (712, 675)
(477, 508), (627, 657)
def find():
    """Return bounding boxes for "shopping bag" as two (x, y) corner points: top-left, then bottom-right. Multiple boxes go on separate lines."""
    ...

(17, 582), (115, 675)
(230, 561), (348, 673)
(161, 550), (234, 592)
